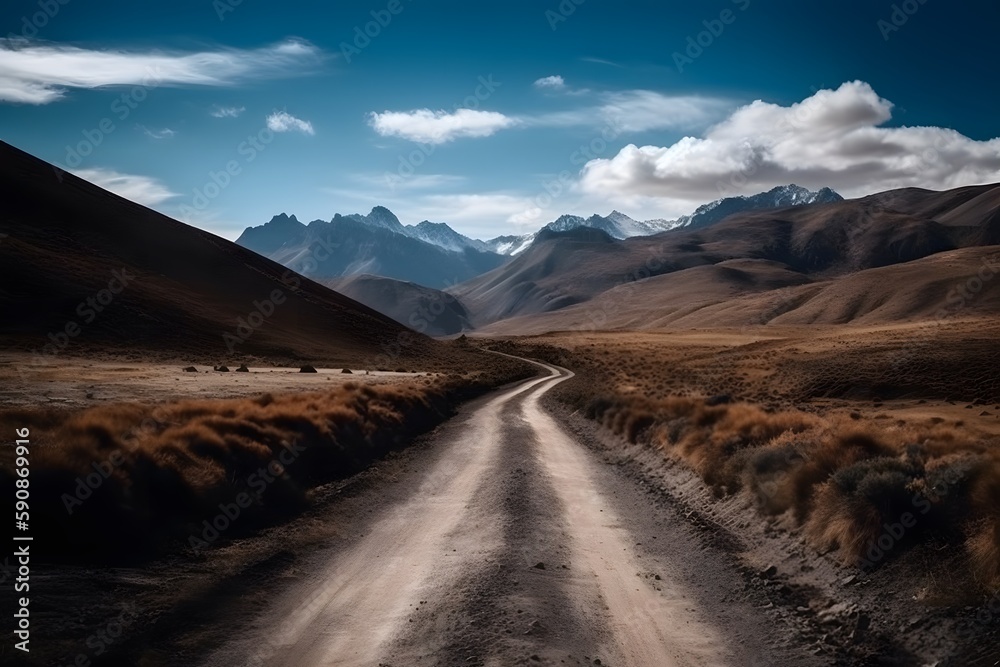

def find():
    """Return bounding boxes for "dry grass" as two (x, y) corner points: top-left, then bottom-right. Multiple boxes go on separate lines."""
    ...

(0, 358), (534, 563)
(596, 394), (999, 586)
(489, 323), (1000, 589)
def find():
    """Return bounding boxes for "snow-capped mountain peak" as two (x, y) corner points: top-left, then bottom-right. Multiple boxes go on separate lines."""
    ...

(405, 220), (489, 253)
(254, 184), (842, 260)
(606, 210), (637, 226)
(673, 184), (844, 231)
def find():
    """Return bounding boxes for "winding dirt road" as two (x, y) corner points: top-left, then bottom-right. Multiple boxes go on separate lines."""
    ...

(203, 361), (820, 667)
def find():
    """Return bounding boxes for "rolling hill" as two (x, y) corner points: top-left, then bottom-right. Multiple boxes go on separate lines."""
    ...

(0, 142), (441, 366)
(455, 182), (1000, 332)
(324, 274), (472, 336)
(480, 247), (1000, 335)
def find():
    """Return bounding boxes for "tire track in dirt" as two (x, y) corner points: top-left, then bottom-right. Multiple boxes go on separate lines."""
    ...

(204, 362), (750, 667)
(381, 396), (607, 666)
(523, 366), (734, 667)
(203, 374), (554, 667)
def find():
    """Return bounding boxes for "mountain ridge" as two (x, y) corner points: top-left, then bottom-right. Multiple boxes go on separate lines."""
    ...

(239, 184), (844, 267)
(450, 182), (1000, 331)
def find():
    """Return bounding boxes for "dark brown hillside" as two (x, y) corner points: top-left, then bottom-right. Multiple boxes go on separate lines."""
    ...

(0, 141), (442, 366)
(456, 183), (1000, 331)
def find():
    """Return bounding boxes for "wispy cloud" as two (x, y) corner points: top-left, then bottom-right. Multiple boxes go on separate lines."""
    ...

(579, 81), (1000, 201)
(367, 108), (518, 144)
(0, 38), (323, 104)
(581, 56), (623, 68)
(368, 90), (733, 144)
(71, 167), (178, 206)
(421, 193), (539, 221)
(266, 110), (314, 135)
(526, 90), (729, 133)
(367, 91), (725, 144)
(139, 125), (176, 140)
(210, 105), (245, 118)
(533, 75), (566, 90)
(351, 172), (466, 191)
(322, 186), (544, 238)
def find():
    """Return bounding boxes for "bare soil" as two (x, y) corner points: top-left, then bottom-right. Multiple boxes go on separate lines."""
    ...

(9, 363), (840, 667)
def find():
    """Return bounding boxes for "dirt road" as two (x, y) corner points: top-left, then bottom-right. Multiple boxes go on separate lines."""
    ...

(203, 361), (822, 667)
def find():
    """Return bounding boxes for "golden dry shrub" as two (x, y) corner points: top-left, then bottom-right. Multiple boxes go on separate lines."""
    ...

(805, 456), (919, 564)
(966, 453), (1000, 586)
(1, 371), (524, 564)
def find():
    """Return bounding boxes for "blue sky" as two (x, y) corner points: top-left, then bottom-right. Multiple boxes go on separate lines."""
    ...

(1, 0), (998, 240)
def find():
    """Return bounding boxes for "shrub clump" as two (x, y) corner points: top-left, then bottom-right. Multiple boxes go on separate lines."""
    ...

(580, 390), (999, 584)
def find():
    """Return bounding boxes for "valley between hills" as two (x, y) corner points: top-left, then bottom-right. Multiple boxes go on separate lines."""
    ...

(2, 139), (1000, 666)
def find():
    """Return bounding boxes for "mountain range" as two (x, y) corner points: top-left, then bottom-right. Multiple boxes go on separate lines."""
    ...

(486, 185), (844, 253)
(236, 185), (843, 293)
(4, 140), (997, 348)
(236, 208), (506, 289)
(458, 184), (1000, 334)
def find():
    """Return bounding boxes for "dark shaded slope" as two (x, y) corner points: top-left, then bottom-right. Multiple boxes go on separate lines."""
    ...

(0, 141), (437, 366)
(325, 274), (472, 336)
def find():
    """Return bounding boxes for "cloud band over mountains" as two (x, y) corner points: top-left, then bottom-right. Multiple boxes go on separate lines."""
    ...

(578, 81), (1000, 200)
(367, 90), (730, 145)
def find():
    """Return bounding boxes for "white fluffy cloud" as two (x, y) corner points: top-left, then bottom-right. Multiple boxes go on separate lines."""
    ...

(71, 168), (178, 206)
(266, 110), (314, 135)
(533, 75), (565, 89)
(579, 81), (1000, 201)
(367, 108), (518, 144)
(0, 38), (321, 104)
